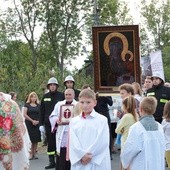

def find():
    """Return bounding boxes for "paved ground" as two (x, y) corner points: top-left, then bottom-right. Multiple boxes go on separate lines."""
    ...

(29, 145), (120, 170)
(29, 145), (168, 170)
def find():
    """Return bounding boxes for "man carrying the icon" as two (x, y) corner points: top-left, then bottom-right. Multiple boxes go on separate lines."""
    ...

(49, 88), (78, 170)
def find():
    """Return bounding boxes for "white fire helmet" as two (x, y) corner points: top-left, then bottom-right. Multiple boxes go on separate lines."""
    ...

(151, 72), (165, 83)
(64, 75), (75, 83)
(47, 77), (59, 86)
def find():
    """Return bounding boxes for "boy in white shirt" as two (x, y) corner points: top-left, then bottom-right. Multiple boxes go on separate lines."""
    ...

(69, 89), (111, 170)
(121, 96), (165, 170)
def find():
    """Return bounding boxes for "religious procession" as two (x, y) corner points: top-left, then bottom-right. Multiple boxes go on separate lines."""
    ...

(1, 72), (170, 170)
(1, 0), (170, 170)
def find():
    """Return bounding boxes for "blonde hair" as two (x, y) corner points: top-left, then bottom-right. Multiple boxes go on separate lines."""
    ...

(132, 82), (142, 96)
(140, 97), (157, 115)
(122, 95), (137, 121)
(79, 89), (96, 100)
(163, 101), (170, 121)
(73, 103), (81, 117)
(26, 92), (40, 104)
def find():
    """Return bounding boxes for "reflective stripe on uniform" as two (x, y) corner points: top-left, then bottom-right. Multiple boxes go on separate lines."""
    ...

(160, 99), (169, 103)
(44, 98), (51, 101)
(147, 92), (155, 96)
(47, 151), (55, 155)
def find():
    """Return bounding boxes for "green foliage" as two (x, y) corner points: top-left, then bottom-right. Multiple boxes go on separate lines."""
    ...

(37, 0), (92, 75)
(140, 0), (170, 51)
(115, 0), (133, 25)
(74, 70), (94, 90)
(3, 0), (170, 102)
(0, 40), (44, 100)
(0, 0), (93, 102)
(140, 0), (170, 81)
(162, 46), (170, 82)
(97, 0), (118, 25)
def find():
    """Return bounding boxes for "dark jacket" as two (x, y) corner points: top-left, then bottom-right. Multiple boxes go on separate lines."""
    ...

(39, 91), (64, 126)
(74, 89), (80, 101)
(147, 84), (170, 122)
(94, 96), (113, 123)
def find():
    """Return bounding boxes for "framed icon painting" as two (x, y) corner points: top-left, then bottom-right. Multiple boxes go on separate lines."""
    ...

(59, 104), (74, 125)
(92, 25), (141, 93)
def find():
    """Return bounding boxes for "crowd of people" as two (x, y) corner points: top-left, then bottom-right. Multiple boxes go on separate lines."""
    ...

(1, 73), (170, 170)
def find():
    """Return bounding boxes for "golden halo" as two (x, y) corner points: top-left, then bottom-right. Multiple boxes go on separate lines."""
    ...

(103, 32), (133, 61)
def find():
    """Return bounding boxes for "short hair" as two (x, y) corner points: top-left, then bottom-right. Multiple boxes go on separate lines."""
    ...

(118, 83), (134, 95)
(81, 84), (92, 90)
(140, 97), (157, 115)
(163, 101), (170, 121)
(26, 92), (39, 104)
(145, 76), (152, 80)
(65, 88), (75, 94)
(79, 89), (96, 100)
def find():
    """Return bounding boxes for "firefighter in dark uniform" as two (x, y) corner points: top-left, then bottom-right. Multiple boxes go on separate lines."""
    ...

(64, 75), (80, 101)
(146, 72), (170, 123)
(39, 77), (64, 169)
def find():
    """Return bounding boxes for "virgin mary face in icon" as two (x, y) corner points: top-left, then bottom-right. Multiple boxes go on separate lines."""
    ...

(103, 32), (134, 86)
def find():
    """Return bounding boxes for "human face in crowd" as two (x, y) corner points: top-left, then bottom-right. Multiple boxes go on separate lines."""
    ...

(12, 94), (17, 101)
(119, 89), (131, 99)
(30, 94), (37, 103)
(152, 77), (162, 86)
(144, 79), (153, 90)
(65, 81), (74, 88)
(49, 83), (57, 92)
(65, 89), (74, 102)
(79, 97), (96, 115)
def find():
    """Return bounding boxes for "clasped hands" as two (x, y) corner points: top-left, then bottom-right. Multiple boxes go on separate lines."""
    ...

(32, 120), (39, 126)
(81, 153), (92, 165)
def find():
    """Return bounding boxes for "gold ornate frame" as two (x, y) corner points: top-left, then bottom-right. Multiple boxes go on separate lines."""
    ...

(92, 25), (141, 93)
